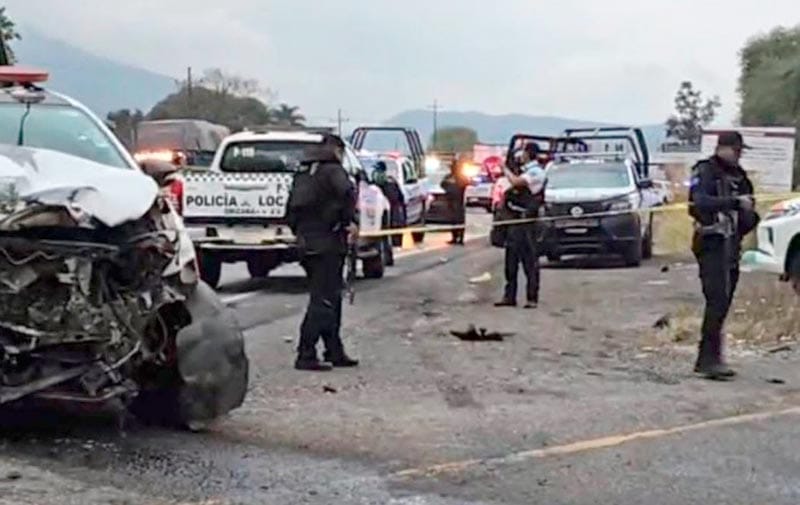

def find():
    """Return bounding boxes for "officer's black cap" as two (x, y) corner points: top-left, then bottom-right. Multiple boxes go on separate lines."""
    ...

(717, 131), (752, 150)
(523, 142), (540, 157)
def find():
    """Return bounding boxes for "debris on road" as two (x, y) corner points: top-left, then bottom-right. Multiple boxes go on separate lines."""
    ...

(450, 324), (512, 342)
(765, 377), (786, 385)
(469, 272), (492, 284)
(653, 314), (671, 329)
(323, 385), (338, 394)
(768, 344), (792, 354)
(283, 336), (294, 343)
(4, 471), (22, 481)
(661, 265), (670, 273)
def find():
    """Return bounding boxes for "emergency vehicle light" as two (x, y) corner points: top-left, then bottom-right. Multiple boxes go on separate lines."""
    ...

(0, 66), (49, 85)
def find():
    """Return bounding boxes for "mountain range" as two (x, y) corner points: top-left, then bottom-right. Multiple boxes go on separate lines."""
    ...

(12, 29), (666, 148)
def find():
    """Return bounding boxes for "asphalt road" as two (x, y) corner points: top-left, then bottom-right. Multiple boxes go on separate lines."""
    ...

(2, 210), (800, 504)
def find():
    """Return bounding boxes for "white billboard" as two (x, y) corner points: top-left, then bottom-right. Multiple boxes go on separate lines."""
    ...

(701, 127), (797, 192)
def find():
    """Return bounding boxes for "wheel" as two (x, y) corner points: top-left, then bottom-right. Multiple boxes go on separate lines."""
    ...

(623, 240), (643, 267)
(362, 242), (385, 279)
(198, 252), (221, 288)
(546, 253), (561, 263)
(246, 258), (273, 278)
(789, 253), (800, 296)
(384, 237), (395, 267)
(412, 231), (425, 244)
(642, 219), (654, 260)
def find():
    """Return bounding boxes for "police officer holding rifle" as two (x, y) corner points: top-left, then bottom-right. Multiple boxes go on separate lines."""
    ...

(689, 132), (759, 380)
(287, 134), (360, 372)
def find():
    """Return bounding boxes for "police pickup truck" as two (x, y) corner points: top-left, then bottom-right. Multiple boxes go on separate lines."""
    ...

(494, 127), (661, 267)
(181, 129), (391, 288)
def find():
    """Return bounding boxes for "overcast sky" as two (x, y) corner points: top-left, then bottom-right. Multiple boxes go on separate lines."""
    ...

(5, 0), (800, 125)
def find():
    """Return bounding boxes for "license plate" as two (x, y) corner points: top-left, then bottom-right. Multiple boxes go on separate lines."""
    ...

(217, 227), (288, 244)
(555, 218), (600, 229)
(184, 174), (292, 219)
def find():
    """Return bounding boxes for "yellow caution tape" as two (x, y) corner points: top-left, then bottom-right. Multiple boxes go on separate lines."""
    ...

(358, 192), (800, 239)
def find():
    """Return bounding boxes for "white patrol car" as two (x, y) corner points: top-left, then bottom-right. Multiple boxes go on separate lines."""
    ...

(356, 150), (428, 245)
(540, 154), (660, 266)
(182, 129), (392, 288)
(742, 197), (800, 294)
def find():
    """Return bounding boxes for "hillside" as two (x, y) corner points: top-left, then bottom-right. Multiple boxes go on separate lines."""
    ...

(14, 28), (176, 117)
(383, 110), (666, 150)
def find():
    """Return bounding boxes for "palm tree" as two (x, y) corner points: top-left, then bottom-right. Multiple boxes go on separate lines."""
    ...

(272, 103), (306, 126)
(0, 8), (21, 63)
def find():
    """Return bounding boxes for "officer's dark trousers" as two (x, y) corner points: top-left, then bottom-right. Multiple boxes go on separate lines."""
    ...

(298, 253), (345, 361)
(696, 246), (740, 365)
(503, 226), (540, 303)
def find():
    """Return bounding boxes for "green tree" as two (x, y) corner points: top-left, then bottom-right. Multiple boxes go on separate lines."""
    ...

(665, 81), (721, 146)
(429, 126), (479, 152)
(272, 103), (305, 126)
(107, 109), (144, 150)
(738, 26), (800, 184)
(0, 7), (21, 63)
(147, 68), (274, 131)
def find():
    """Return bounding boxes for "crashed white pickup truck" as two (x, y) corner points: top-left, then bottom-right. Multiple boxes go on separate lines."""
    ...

(182, 129), (392, 288)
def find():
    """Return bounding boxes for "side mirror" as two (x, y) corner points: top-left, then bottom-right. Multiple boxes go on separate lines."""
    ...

(139, 159), (178, 186)
(637, 179), (654, 190)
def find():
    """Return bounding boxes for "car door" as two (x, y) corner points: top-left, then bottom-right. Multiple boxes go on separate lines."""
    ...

(401, 159), (425, 224)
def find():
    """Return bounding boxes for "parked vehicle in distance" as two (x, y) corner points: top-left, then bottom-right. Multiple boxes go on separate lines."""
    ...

(357, 151), (428, 245)
(134, 119), (230, 168)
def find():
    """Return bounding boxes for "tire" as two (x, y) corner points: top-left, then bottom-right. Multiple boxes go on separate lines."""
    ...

(362, 242), (385, 279)
(546, 253), (561, 263)
(198, 252), (221, 289)
(384, 237), (395, 267)
(642, 219), (654, 260)
(246, 258), (273, 278)
(623, 240), (643, 267)
(789, 253), (800, 296)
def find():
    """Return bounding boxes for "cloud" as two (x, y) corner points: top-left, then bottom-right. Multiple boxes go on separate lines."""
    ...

(5, 0), (800, 124)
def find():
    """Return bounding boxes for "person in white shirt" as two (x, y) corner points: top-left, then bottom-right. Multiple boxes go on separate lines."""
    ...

(495, 143), (546, 308)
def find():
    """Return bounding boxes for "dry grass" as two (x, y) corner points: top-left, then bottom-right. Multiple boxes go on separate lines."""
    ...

(653, 271), (800, 349)
(652, 199), (771, 257)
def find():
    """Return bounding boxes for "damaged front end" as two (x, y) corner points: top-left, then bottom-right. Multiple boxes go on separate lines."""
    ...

(0, 159), (248, 427)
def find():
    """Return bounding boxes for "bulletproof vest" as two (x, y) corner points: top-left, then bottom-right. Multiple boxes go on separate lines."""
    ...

(504, 185), (540, 218)
(287, 163), (344, 233)
(288, 163), (322, 213)
(689, 160), (741, 238)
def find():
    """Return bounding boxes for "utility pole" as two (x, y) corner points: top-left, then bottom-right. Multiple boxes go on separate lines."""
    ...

(336, 108), (350, 136)
(429, 99), (439, 151)
(187, 66), (194, 116)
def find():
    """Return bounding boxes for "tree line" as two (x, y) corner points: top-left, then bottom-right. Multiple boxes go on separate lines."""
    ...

(108, 67), (307, 148)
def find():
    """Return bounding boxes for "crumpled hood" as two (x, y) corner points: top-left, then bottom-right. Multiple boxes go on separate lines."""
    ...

(0, 144), (158, 228)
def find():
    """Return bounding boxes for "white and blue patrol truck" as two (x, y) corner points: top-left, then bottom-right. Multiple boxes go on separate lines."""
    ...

(181, 128), (391, 288)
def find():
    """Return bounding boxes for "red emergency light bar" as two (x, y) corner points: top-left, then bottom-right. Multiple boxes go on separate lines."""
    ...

(0, 66), (49, 85)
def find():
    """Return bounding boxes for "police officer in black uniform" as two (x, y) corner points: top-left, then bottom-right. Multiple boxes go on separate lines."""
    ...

(689, 132), (759, 380)
(287, 134), (360, 372)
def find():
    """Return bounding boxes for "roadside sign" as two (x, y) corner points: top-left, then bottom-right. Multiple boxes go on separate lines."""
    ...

(701, 127), (797, 192)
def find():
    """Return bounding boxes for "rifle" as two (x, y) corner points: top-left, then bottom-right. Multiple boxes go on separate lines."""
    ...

(345, 234), (357, 305)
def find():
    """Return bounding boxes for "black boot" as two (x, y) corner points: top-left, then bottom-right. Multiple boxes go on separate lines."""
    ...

(295, 358), (333, 372)
(695, 362), (737, 380)
(324, 352), (359, 368)
(494, 299), (517, 307)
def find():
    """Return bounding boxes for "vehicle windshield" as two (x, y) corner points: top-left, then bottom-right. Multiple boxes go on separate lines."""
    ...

(546, 162), (631, 189)
(0, 103), (130, 169)
(357, 156), (400, 179)
(220, 141), (316, 173)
